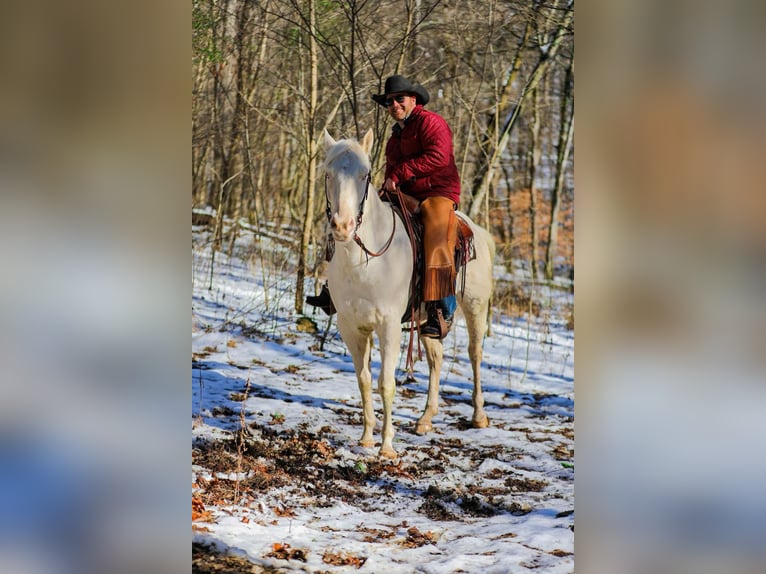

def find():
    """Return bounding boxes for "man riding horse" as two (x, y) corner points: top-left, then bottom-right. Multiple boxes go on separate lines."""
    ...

(308, 75), (461, 339)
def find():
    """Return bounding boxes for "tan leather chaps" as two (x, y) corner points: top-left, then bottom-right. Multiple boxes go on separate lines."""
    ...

(419, 196), (458, 301)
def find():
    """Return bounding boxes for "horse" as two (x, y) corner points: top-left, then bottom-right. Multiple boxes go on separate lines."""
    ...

(321, 128), (495, 459)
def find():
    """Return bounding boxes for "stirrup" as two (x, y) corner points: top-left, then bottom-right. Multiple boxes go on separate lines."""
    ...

(420, 306), (452, 339)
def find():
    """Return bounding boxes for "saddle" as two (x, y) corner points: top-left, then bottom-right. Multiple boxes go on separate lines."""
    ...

(389, 196), (476, 325)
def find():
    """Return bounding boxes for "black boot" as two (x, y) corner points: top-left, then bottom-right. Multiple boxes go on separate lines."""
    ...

(420, 302), (452, 339)
(306, 283), (336, 316)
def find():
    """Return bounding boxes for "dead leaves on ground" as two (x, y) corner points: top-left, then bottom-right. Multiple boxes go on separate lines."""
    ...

(192, 495), (214, 523)
(322, 550), (367, 568)
(192, 495), (214, 532)
(550, 548), (574, 557)
(379, 459), (414, 479)
(265, 543), (307, 562)
(264, 545), (368, 568)
(273, 505), (295, 518)
(400, 525), (438, 548)
(357, 523), (436, 548)
(358, 526), (396, 543)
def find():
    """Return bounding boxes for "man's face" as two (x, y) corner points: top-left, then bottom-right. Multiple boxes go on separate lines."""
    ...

(385, 92), (417, 121)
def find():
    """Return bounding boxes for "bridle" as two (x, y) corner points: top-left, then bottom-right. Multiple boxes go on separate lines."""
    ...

(324, 170), (397, 260)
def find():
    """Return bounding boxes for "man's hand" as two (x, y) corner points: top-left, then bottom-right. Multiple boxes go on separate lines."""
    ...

(384, 177), (398, 193)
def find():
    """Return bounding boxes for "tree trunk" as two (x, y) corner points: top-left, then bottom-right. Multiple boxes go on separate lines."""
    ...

(295, 0), (319, 313)
(545, 64), (574, 281)
(528, 87), (541, 280)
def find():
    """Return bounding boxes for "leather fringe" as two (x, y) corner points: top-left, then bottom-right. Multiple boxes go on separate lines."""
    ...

(423, 265), (456, 301)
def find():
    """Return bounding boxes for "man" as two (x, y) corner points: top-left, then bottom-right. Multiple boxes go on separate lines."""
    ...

(308, 74), (460, 339)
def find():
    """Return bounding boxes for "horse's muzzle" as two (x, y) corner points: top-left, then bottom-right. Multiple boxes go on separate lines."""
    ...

(330, 213), (355, 241)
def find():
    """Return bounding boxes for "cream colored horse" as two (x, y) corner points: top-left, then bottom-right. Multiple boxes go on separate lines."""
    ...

(322, 129), (494, 458)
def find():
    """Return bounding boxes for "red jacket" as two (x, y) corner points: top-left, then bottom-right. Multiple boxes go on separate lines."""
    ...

(384, 105), (461, 205)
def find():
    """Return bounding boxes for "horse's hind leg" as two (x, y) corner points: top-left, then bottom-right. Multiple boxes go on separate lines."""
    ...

(416, 337), (443, 435)
(463, 299), (490, 428)
(341, 325), (375, 447)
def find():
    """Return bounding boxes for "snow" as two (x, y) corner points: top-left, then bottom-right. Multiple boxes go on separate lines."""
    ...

(192, 222), (574, 572)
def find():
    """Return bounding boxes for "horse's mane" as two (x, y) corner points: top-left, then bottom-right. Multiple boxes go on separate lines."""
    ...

(322, 138), (370, 175)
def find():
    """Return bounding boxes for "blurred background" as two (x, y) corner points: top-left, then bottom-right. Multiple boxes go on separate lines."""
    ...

(0, 1), (188, 573)
(0, 0), (764, 572)
(577, 0), (766, 572)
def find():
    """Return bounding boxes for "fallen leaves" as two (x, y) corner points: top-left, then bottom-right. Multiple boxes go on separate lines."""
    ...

(192, 495), (214, 523)
(295, 317), (318, 333)
(357, 526), (396, 543)
(265, 542), (307, 562)
(273, 505), (295, 518)
(322, 550), (367, 568)
(400, 526), (437, 548)
(504, 475), (548, 492)
(381, 459), (414, 479)
(550, 443), (573, 460)
(313, 439), (334, 460)
(550, 548), (573, 557)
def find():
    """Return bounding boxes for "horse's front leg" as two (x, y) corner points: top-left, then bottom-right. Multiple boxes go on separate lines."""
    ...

(340, 324), (375, 447)
(416, 337), (443, 434)
(377, 319), (402, 458)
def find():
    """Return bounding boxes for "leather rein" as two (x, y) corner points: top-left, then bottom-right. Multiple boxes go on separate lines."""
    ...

(324, 172), (397, 260)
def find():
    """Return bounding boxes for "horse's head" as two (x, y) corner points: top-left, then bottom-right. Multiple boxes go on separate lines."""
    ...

(321, 129), (374, 242)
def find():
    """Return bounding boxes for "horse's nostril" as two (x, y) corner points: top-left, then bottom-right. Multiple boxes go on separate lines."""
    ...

(331, 215), (354, 232)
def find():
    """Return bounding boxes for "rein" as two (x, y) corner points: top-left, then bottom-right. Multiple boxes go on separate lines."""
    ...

(325, 172), (397, 261)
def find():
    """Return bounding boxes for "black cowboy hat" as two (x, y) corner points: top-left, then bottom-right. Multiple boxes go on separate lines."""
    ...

(371, 75), (430, 107)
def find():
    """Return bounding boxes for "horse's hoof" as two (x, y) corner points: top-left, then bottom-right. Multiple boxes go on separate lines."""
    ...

(379, 448), (397, 459)
(415, 422), (432, 435)
(360, 440), (375, 448)
(472, 416), (490, 429)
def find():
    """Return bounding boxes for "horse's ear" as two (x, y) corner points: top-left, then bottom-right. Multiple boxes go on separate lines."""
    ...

(360, 128), (374, 155)
(322, 129), (336, 149)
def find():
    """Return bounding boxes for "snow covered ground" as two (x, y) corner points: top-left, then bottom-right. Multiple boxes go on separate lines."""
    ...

(192, 221), (574, 573)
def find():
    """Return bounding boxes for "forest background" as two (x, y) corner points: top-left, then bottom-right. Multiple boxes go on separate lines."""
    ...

(191, 0), (575, 310)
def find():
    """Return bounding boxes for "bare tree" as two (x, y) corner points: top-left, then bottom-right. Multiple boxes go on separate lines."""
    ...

(295, 0), (320, 312)
(545, 62), (574, 281)
(528, 86), (542, 280)
(466, 1), (573, 221)
(191, 0), (575, 311)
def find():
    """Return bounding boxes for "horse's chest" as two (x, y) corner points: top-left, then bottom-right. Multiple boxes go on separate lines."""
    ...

(328, 264), (403, 320)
